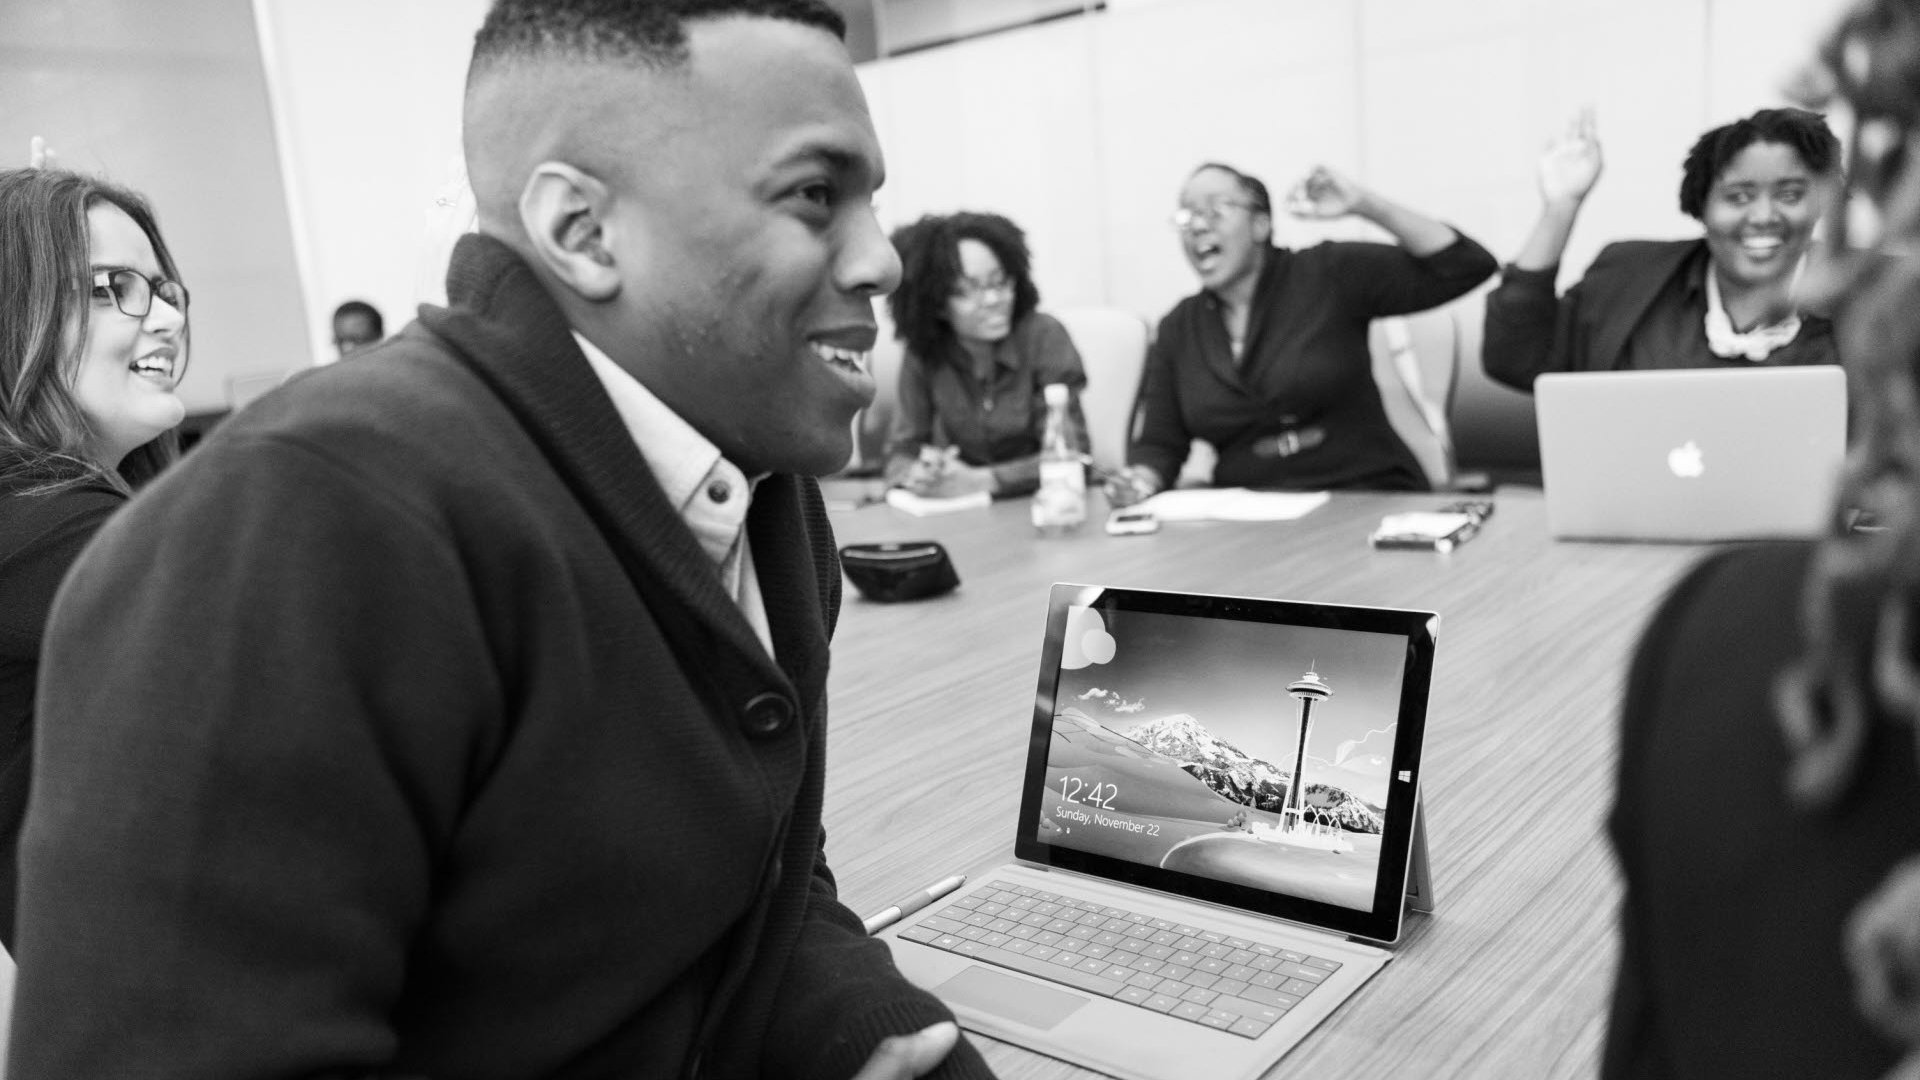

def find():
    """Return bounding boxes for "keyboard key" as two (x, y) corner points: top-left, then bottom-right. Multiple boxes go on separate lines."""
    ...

(1211, 996), (1287, 1023)
(1172, 1001), (1210, 1021)
(1277, 962), (1328, 983)
(1197, 1012), (1232, 1030)
(1180, 986), (1219, 1006)
(898, 924), (940, 944)
(1229, 1016), (1272, 1039)
(1214, 979), (1249, 997)
(1240, 985), (1301, 1009)
(1143, 993), (1181, 1013)
(1116, 985), (1153, 1005)
(977, 945), (1126, 997)
(1304, 957), (1341, 972)
(1282, 978), (1318, 996)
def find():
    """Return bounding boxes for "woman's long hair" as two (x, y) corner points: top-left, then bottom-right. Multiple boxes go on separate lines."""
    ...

(0, 168), (182, 496)
(1778, 1), (1920, 1067)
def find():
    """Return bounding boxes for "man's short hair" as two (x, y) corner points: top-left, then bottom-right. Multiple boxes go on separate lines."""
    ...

(469, 0), (845, 79)
(332, 299), (383, 338)
(1677, 107), (1841, 220)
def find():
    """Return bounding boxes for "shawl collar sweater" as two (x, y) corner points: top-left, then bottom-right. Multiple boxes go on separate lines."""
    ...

(12, 234), (990, 1080)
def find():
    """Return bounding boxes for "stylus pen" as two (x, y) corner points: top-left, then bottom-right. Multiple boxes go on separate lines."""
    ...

(862, 874), (968, 935)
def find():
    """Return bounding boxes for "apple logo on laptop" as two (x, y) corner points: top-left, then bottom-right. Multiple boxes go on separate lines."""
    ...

(1667, 440), (1705, 479)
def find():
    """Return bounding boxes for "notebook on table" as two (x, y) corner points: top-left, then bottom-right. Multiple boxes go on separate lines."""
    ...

(1534, 366), (1846, 541)
(878, 584), (1438, 1080)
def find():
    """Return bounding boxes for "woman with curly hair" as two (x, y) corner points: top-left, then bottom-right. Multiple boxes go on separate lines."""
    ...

(0, 166), (186, 945)
(882, 211), (1089, 499)
(1484, 106), (1843, 391)
(1604, 6), (1920, 1076)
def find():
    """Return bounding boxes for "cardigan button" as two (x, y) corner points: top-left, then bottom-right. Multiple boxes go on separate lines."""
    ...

(741, 692), (794, 737)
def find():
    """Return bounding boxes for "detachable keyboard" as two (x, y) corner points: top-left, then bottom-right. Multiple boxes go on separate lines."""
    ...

(896, 879), (1341, 1040)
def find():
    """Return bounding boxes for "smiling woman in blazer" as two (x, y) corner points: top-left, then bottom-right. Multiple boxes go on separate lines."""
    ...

(1483, 107), (1843, 391)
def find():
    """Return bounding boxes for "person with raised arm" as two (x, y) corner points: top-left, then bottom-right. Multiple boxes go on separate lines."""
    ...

(1483, 107), (1843, 392)
(1108, 162), (1495, 504)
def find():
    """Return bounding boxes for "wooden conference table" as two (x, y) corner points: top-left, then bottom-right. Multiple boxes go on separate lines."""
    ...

(820, 488), (1712, 1080)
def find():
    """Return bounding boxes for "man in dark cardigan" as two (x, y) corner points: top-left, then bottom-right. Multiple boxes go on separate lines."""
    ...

(8, 3), (991, 1079)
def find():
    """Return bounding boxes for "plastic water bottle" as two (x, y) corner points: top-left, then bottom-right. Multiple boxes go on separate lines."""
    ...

(1032, 383), (1087, 536)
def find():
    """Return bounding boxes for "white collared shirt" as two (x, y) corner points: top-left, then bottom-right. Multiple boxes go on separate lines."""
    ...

(573, 332), (774, 657)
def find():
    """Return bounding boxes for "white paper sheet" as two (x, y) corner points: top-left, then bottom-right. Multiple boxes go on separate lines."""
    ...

(1136, 488), (1330, 522)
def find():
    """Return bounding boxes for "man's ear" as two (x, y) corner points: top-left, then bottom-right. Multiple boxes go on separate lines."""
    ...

(1251, 210), (1273, 245)
(518, 162), (620, 301)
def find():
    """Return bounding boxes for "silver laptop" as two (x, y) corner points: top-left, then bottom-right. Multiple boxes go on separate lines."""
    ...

(1534, 366), (1846, 541)
(879, 584), (1438, 1080)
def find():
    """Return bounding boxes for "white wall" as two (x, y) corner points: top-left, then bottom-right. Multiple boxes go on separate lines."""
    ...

(255, 0), (1856, 361)
(2, 0), (310, 413)
(253, 0), (490, 366)
(857, 0), (1855, 325)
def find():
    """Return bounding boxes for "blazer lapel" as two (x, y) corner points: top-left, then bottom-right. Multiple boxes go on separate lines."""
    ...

(1591, 240), (1700, 371)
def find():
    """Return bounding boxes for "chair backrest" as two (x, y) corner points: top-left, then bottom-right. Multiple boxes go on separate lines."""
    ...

(1369, 309), (1458, 489)
(1446, 287), (1541, 486)
(1051, 306), (1151, 474)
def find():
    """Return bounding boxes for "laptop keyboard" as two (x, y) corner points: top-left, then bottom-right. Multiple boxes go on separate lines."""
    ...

(897, 879), (1340, 1040)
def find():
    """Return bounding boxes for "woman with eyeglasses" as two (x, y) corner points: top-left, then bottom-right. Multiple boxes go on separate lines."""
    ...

(1483, 107), (1841, 392)
(1109, 162), (1496, 503)
(882, 211), (1089, 499)
(0, 166), (186, 946)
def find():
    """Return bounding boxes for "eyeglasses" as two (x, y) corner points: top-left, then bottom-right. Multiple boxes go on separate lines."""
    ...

(90, 268), (190, 319)
(951, 274), (1014, 305)
(1170, 200), (1256, 231)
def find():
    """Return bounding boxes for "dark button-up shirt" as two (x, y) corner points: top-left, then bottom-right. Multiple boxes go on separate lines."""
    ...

(1131, 234), (1497, 492)
(884, 311), (1090, 497)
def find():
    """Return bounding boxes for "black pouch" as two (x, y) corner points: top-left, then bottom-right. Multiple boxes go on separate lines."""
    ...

(838, 541), (959, 602)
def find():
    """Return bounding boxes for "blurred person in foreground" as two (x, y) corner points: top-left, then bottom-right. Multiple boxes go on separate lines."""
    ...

(881, 211), (1088, 499)
(1484, 106), (1843, 391)
(7, 2), (990, 1078)
(1605, 4), (1920, 1077)
(0, 167), (185, 949)
(1108, 162), (1496, 503)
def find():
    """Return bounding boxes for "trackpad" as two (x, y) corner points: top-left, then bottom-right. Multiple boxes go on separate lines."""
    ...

(937, 966), (1090, 1031)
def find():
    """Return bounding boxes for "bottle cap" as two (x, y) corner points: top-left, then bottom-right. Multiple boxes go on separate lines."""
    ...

(1043, 383), (1070, 407)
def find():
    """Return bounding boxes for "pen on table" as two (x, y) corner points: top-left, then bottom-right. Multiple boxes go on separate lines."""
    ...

(862, 874), (968, 935)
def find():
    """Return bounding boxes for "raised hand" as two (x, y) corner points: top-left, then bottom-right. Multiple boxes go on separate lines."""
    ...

(27, 136), (57, 170)
(1284, 165), (1366, 221)
(1538, 108), (1603, 208)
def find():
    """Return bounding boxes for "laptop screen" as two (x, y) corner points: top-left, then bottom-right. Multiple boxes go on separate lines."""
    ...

(1013, 585), (1438, 944)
